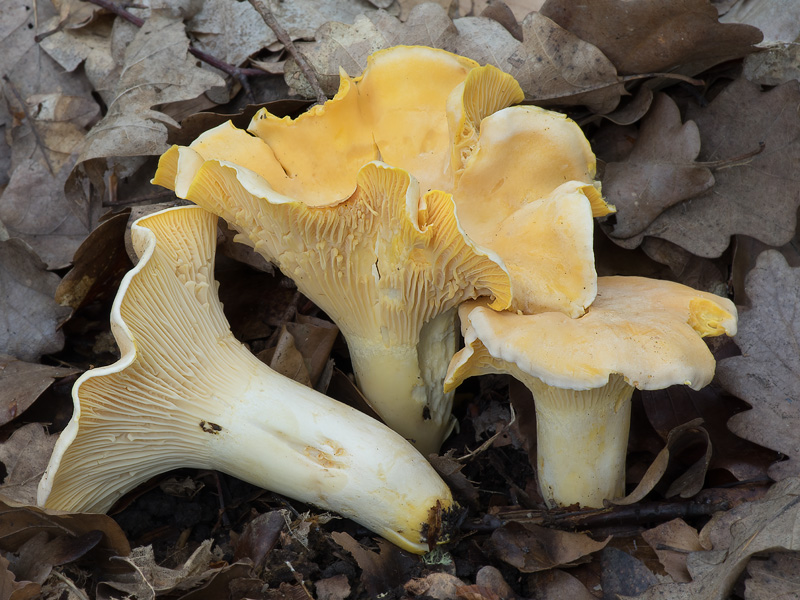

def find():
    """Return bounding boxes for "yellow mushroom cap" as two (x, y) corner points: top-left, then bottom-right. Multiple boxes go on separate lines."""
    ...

(446, 276), (738, 393)
(451, 105), (612, 316)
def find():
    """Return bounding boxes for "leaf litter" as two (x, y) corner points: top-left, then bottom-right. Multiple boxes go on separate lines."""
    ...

(1, 0), (799, 597)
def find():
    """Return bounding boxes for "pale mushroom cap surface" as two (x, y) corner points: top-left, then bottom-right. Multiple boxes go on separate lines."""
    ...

(451, 105), (609, 316)
(447, 276), (738, 392)
(38, 206), (455, 553)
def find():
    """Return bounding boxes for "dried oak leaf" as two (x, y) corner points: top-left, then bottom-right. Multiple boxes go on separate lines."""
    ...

(288, 3), (624, 113)
(539, 0), (763, 75)
(0, 356), (78, 427)
(490, 521), (609, 573)
(615, 78), (800, 258)
(0, 424), (58, 506)
(0, 239), (71, 362)
(624, 477), (800, 600)
(66, 12), (224, 211)
(603, 94), (714, 239)
(641, 519), (706, 583)
(718, 250), (800, 481)
(744, 552), (800, 599)
(0, 92), (101, 269)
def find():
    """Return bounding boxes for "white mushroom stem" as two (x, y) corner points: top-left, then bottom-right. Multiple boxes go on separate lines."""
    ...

(525, 375), (634, 508)
(348, 308), (458, 453)
(38, 206), (454, 554)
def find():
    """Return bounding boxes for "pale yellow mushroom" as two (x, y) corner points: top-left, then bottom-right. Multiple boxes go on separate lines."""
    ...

(38, 206), (457, 554)
(445, 277), (737, 508)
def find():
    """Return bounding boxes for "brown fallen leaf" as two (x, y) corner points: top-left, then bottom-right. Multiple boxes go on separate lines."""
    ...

(6, 529), (103, 585)
(0, 356), (78, 427)
(490, 521), (609, 573)
(744, 552), (800, 599)
(617, 78), (800, 257)
(640, 386), (777, 484)
(0, 498), (130, 570)
(100, 540), (217, 600)
(525, 569), (595, 600)
(718, 250), (800, 481)
(602, 93), (714, 239)
(66, 12), (225, 214)
(624, 477), (800, 600)
(720, 0), (800, 44)
(315, 573), (352, 600)
(233, 511), (284, 569)
(641, 519), (706, 583)
(405, 573), (465, 599)
(0, 554), (40, 600)
(539, 0), (762, 75)
(55, 211), (132, 312)
(331, 532), (418, 597)
(614, 419), (711, 506)
(602, 547), (659, 598)
(0, 239), (71, 362)
(0, 424), (58, 506)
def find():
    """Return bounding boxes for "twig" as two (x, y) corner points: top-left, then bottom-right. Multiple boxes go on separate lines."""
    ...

(2, 75), (55, 175)
(247, 0), (327, 105)
(464, 499), (730, 533)
(81, 0), (266, 100)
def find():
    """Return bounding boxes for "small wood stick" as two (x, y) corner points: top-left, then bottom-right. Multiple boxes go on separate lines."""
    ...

(247, 0), (328, 105)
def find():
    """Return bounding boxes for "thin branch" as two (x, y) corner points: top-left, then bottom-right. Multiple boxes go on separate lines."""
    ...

(2, 75), (55, 175)
(247, 0), (327, 105)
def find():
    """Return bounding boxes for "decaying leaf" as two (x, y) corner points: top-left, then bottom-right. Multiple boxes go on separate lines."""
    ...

(540, 0), (763, 75)
(641, 519), (706, 582)
(0, 239), (71, 362)
(0, 424), (58, 506)
(601, 547), (659, 599)
(525, 569), (595, 600)
(287, 3), (624, 112)
(67, 12), (225, 212)
(404, 573), (465, 599)
(625, 477), (800, 600)
(0, 554), (40, 600)
(744, 552), (800, 599)
(331, 532), (418, 597)
(0, 356), (77, 427)
(617, 78), (800, 257)
(0, 498), (130, 568)
(603, 94), (714, 239)
(490, 521), (609, 573)
(101, 540), (217, 600)
(614, 419), (711, 506)
(55, 211), (132, 311)
(233, 511), (284, 568)
(718, 250), (800, 481)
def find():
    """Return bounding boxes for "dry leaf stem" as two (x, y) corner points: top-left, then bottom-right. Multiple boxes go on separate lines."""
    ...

(247, 0), (327, 105)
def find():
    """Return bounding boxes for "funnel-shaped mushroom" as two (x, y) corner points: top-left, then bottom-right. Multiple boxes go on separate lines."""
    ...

(445, 277), (737, 508)
(155, 158), (511, 453)
(38, 206), (456, 554)
(449, 88), (614, 316)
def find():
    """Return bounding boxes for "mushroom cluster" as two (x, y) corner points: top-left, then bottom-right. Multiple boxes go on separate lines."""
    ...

(43, 45), (739, 550)
(152, 46), (615, 453)
(151, 45), (737, 508)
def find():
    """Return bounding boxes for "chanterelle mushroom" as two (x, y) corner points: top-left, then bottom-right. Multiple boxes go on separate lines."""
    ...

(445, 277), (737, 508)
(447, 67), (613, 316)
(155, 159), (511, 453)
(37, 206), (457, 554)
